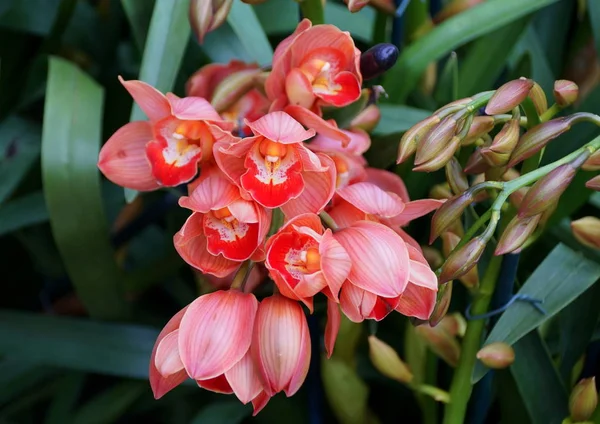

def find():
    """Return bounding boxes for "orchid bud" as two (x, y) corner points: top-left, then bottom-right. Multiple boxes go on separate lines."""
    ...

(422, 246), (444, 269)
(350, 104), (381, 132)
(415, 324), (460, 367)
(464, 148), (492, 174)
(414, 116), (459, 166)
(554, 80), (579, 107)
(368, 336), (414, 383)
(485, 78), (534, 115)
(438, 313), (467, 337)
(429, 281), (453, 326)
(445, 157), (469, 194)
(586, 174), (600, 191)
(189, 0), (233, 44)
(571, 217), (600, 249)
(518, 164), (576, 218)
(430, 183), (453, 200)
(360, 43), (399, 80)
(345, 0), (370, 12)
(430, 191), (474, 243)
(528, 82), (548, 115)
(414, 135), (461, 172)
(441, 232), (479, 288)
(495, 214), (541, 255)
(538, 200), (558, 228)
(397, 115), (441, 164)
(211, 68), (262, 112)
(507, 118), (571, 168)
(583, 150), (600, 171)
(569, 377), (598, 422)
(434, 97), (472, 116)
(476, 342), (515, 369)
(481, 118), (520, 167)
(462, 116), (495, 146)
(438, 236), (486, 284)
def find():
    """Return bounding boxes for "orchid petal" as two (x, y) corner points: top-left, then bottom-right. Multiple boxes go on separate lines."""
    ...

(224, 350), (263, 404)
(325, 299), (341, 358)
(395, 283), (437, 320)
(167, 94), (226, 123)
(246, 111), (315, 144)
(285, 105), (351, 146)
(155, 329), (184, 377)
(365, 167), (410, 202)
(393, 199), (445, 226)
(196, 375), (233, 394)
(336, 182), (405, 218)
(119, 77), (170, 122)
(179, 167), (240, 212)
(339, 283), (376, 323)
(320, 229), (351, 301)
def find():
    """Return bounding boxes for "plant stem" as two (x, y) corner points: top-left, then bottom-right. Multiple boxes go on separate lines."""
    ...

(231, 260), (252, 290)
(443, 255), (503, 424)
(299, 0), (324, 24)
(319, 211), (339, 230)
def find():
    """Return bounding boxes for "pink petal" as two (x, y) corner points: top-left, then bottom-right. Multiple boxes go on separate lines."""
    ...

(280, 154), (336, 218)
(224, 350), (263, 404)
(339, 283), (376, 323)
(327, 200), (365, 228)
(252, 295), (311, 397)
(179, 167), (241, 212)
(167, 94), (226, 123)
(395, 283), (437, 320)
(246, 111), (315, 144)
(365, 168), (410, 202)
(310, 128), (371, 156)
(320, 229), (351, 301)
(295, 271), (328, 298)
(395, 228), (422, 251)
(284, 105), (351, 146)
(296, 143), (328, 172)
(409, 259), (438, 289)
(213, 139), (255, 186)
(196, 375), (233, 394)
(150, 306), (189, 399)
(285, 68), (317, 110)
(393, 199), (445, 226)
(119, 77), (170, 122)
(251, 391), (271, 416)
(278, 213), (324, 235)
(174, 214), (242, 278)
(155, 329), (184, 377)
(334, 221), (410, 297)
(98, 121), (160, 191)
(325, 299), (341, 358)
(228, 199), (260, 223)
(178, 290), (258, 380)
(336, 182), (405, 218)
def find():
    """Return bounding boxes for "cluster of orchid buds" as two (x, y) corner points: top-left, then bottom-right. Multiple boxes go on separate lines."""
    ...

(398, 76), (600, 292)
(98, 19), (446, 414)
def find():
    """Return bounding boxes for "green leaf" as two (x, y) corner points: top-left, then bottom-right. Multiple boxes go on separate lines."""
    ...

(45, 373), (86, 424)
(325, 3), (374, 43)
(0, 310), (156, 378)
(0, 0), (60, 35)
(472, 243), (600, 383)
(373, 104), (431, 135)
(254, 0), (297, 35)
(126, 0), (190, 202)
(0, 360), (58, 406)
(121, 0), (155, 51)
(509, 25), (555, 93)
(383, 0), (561, 103)
(511, 331), (569, 424)
(589, 0), (600, 57)
(190, 401), (251, 424)
(0, 191), (48, 236)
(0, 116), (41, 205)
(456, 18), (530, 99)
(72, 381), (146, 424)
(42, 57), (128, 320)
(226, 1), (273, 66)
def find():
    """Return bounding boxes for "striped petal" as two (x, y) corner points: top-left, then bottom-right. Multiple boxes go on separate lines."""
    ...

(119, 77), (170, 122)
(246, 111), (315, 144)
(320, 229), (351, 301)
(225, 350), (264, 404)
(285, 105), (351, 146)
(325, 299), (341, 358)
(365, 167), (410, 202)
(339, 283), (376, 323)
(179, 166), (241, 212)
(336, 182), (405, 218)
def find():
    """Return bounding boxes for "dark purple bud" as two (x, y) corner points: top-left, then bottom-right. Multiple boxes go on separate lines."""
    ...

(360, 43), (399, 80)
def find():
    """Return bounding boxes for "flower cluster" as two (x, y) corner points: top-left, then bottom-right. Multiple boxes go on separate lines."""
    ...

(98, 20), (441, 414)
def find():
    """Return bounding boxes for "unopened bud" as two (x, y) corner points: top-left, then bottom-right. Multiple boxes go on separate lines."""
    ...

(429, 281), (452, 326)
(344, 0), (370, 12)
(414, 116), (458, 166)
(415, 324), (460, 367)
(583, 150), (600, 171)
(586, 174), (600, 191)
(421, 246), (444, 269)
(495, 214), (541, 255)
(462, 116), (495, 145)
(518, 164), (576, 218)
(368, 336), (414, 383)
(434, 97), (472, 116)
(485, 78), (534, 115)
(528, 82), (548, 115)
(189, 0), (233, 44)
(507, 118), (571, 168)
(350, 104), (381, 132)
(445, 157), (469, 194)
(438, 313), (467, 337)
(430, 183), (453, 200)
(439, 236), (486, 284)
(538, 200), (558, 228)
(397, 115), (441, 164)
(441, 232), (479, 288)
(211, 68), (261, 112)
(430, 192), (474, 243)
(571, 216), (600, 249)
(554, 80), (579, 107)
(360, 43), (399, 80)
(569, 377), (598, 422)
(464, 148), (491, 174)
(414, 135), (461, 172)
(481, 118), (520, 167)
(476, 342), (515, 369)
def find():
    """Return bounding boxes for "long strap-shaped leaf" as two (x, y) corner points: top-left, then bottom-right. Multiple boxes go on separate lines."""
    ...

(42, 57), (128, 320)
(383, 0), (560, 103)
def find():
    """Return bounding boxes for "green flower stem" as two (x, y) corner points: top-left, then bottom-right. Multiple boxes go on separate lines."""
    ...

(299, 0), (324, 24)
(319, 211), (339, 230)
(231, 260), (252, 290)
(443, 254), (502, 424)
(540, 103), (563, 122)
(268, 208), (284, 237)
(521, 97), (543, 174)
